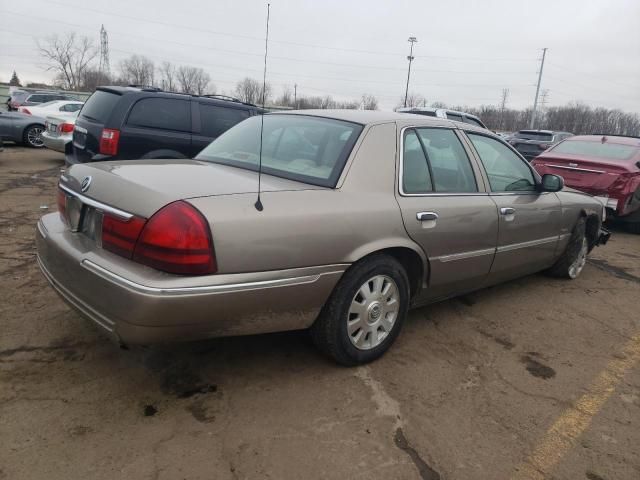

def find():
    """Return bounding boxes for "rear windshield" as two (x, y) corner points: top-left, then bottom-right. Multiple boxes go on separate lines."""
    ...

(515, 131), (553, 141)
(80, 90), (121, 123)
(550, 139), (638, 160)
(196, 115), (363, 187)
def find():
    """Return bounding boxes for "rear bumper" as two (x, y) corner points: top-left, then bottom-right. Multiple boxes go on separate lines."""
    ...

(36, 213), (346, 345)
(42, 132), (70, 153)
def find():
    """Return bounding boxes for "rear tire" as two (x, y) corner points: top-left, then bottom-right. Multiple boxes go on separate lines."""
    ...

(547, 218), (588, 279)
(310, 254), (410, 366)
(23, 125), (45, 148)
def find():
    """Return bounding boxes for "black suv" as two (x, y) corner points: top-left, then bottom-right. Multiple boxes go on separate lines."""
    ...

(509, 129), (573, 160)
(69, 86), (263, 164)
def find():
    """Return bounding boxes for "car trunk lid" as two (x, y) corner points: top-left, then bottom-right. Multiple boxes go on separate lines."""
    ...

(60, 159), (322, 220)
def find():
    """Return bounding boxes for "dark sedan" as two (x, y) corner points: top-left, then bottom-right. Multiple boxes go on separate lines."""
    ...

(510, 130), (573, 160)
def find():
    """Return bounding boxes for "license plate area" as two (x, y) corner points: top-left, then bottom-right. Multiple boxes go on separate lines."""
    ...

(63, 195), (102, 244)
(73, 126), (87, 149)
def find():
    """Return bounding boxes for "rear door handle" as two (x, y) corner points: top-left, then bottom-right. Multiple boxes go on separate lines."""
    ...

(417, 211), (439, 221)
(500, 207), (516, 216)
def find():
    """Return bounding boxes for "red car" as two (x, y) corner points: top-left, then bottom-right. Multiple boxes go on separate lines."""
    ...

(532, 135), (640, 233)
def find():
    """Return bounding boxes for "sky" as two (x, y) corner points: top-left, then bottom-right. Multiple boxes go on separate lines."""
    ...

(1, 0), (639, 112)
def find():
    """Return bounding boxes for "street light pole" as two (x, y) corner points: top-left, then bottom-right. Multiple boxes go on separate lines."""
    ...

(404, 36), (417, 108)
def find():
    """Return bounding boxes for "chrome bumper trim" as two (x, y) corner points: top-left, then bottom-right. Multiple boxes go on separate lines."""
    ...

(59, 184), (134, 220)
(81, 260), (348, 296)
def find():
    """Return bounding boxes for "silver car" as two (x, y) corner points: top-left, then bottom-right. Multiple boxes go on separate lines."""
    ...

(42, 112), (79, 153)
(0, 110), (46, 147)
(36, 111), (609, 365)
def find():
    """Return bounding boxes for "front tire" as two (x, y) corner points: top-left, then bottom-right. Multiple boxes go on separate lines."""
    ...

(547, 218), (588, 279)
(311, 254), (410, 366)
(23, 125), (45, 148)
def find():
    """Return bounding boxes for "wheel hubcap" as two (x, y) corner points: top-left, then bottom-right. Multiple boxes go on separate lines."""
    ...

(568, 237), (588, 279)
(28, 127), (44, 147)
(347, 275), (400, 351)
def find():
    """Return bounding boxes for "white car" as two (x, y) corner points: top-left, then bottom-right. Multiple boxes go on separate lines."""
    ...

(396, 107), (487, 129)
(41, 112), (78, 153)
(18, 100), (84, 117)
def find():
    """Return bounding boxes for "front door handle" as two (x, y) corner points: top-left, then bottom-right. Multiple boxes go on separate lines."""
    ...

(500, 207), (516, 216)
(417, 211), (439, 221)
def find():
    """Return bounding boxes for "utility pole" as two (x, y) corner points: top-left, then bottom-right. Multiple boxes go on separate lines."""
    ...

(403, 36), (417, 108)
(500, 88), (509, 130)
(294, 83), (297, 109)
(530, 47), (547, 129)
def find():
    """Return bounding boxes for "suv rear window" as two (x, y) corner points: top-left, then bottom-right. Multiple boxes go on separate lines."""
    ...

(550, 139), (638, 160)
(515, 131), (553, 141)
(127, 98), (191, 132)
(196, 115), (363, 187)
(81, 90), (121, 123)
(27, 94), (48, 103)
(199, 104), (249, 138)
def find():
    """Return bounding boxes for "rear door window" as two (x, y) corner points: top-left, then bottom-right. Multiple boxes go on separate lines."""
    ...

(127, 98), (191, 132)
(80, 90), (121, 123)
(402, 128), (478, 194)
(199, 104), (250, 138)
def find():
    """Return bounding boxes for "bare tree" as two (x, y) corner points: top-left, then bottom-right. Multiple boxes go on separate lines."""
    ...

(176, 66), (211, 95)
(397, 92), (426, 109)
(119, 55), (155, 86)
(277, 85), (294, 107)
(158, 62), (177, 91)
(80, 68), (111, 91)
(361, 94), (378, 110)
(37, 33), (97, 91)
(235, 77), (271, 104)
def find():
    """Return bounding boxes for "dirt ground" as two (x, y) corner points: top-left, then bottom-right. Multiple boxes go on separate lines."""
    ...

(1, 145), (639, 480)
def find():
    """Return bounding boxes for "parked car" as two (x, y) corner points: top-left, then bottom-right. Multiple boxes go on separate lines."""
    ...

(7, 90), (78, 111)
(0, 110), (46, 147)
(42, 112), (79, 154)
(532, 135), (640, 233)
(19, 100), (84, 117)
(397, 107), (488, 129)
(69, 86), (265, 165)
(509, 129), (573, 160)
(37, 111), (609, 365)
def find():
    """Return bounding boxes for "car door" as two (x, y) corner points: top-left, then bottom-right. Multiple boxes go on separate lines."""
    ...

(395, 126), (499, 302)
(0, 110), (21, 142)
(464, 132), (562, 284)
(120, 97), (192, 159)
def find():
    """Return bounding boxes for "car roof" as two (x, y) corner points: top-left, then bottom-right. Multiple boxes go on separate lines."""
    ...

(564, 135), (640, 146)
(273, 109), (489, 131)
(96, 86), (259, 108)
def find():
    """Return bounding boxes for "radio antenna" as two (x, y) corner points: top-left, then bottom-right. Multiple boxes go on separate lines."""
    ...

(255, 3), (270, 212)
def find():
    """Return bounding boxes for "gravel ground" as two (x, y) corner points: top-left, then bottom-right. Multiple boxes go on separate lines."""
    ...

(1, 145), (639, 480)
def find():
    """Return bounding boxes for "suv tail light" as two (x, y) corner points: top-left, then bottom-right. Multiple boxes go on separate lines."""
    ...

(59, 123), (75, 133)
(99, 128), (120, 155)
(133, 201), (217, 275)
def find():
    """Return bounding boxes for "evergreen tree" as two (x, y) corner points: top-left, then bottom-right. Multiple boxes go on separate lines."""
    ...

(9, 71), (21, 87)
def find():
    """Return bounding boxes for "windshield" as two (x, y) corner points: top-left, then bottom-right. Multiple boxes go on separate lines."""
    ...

(196, 115), (363, 187)
(550, 139), (638, 160)
(515, 131), (553, 141)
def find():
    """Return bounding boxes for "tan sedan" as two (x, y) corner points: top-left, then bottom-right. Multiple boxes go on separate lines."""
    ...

(36, 111), (609, 365)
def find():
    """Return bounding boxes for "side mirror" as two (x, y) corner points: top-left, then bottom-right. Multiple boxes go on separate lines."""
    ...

(540, 174), (564, 192)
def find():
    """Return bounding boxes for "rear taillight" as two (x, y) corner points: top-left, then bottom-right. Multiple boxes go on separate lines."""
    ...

(57, 189), (67, 224)
(133, 201), (217, 275)
(21, 108), (31, 115)
(60, 123), (75, 133)
(102, 214), (146, 259)
(99, 128), (120, 156)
